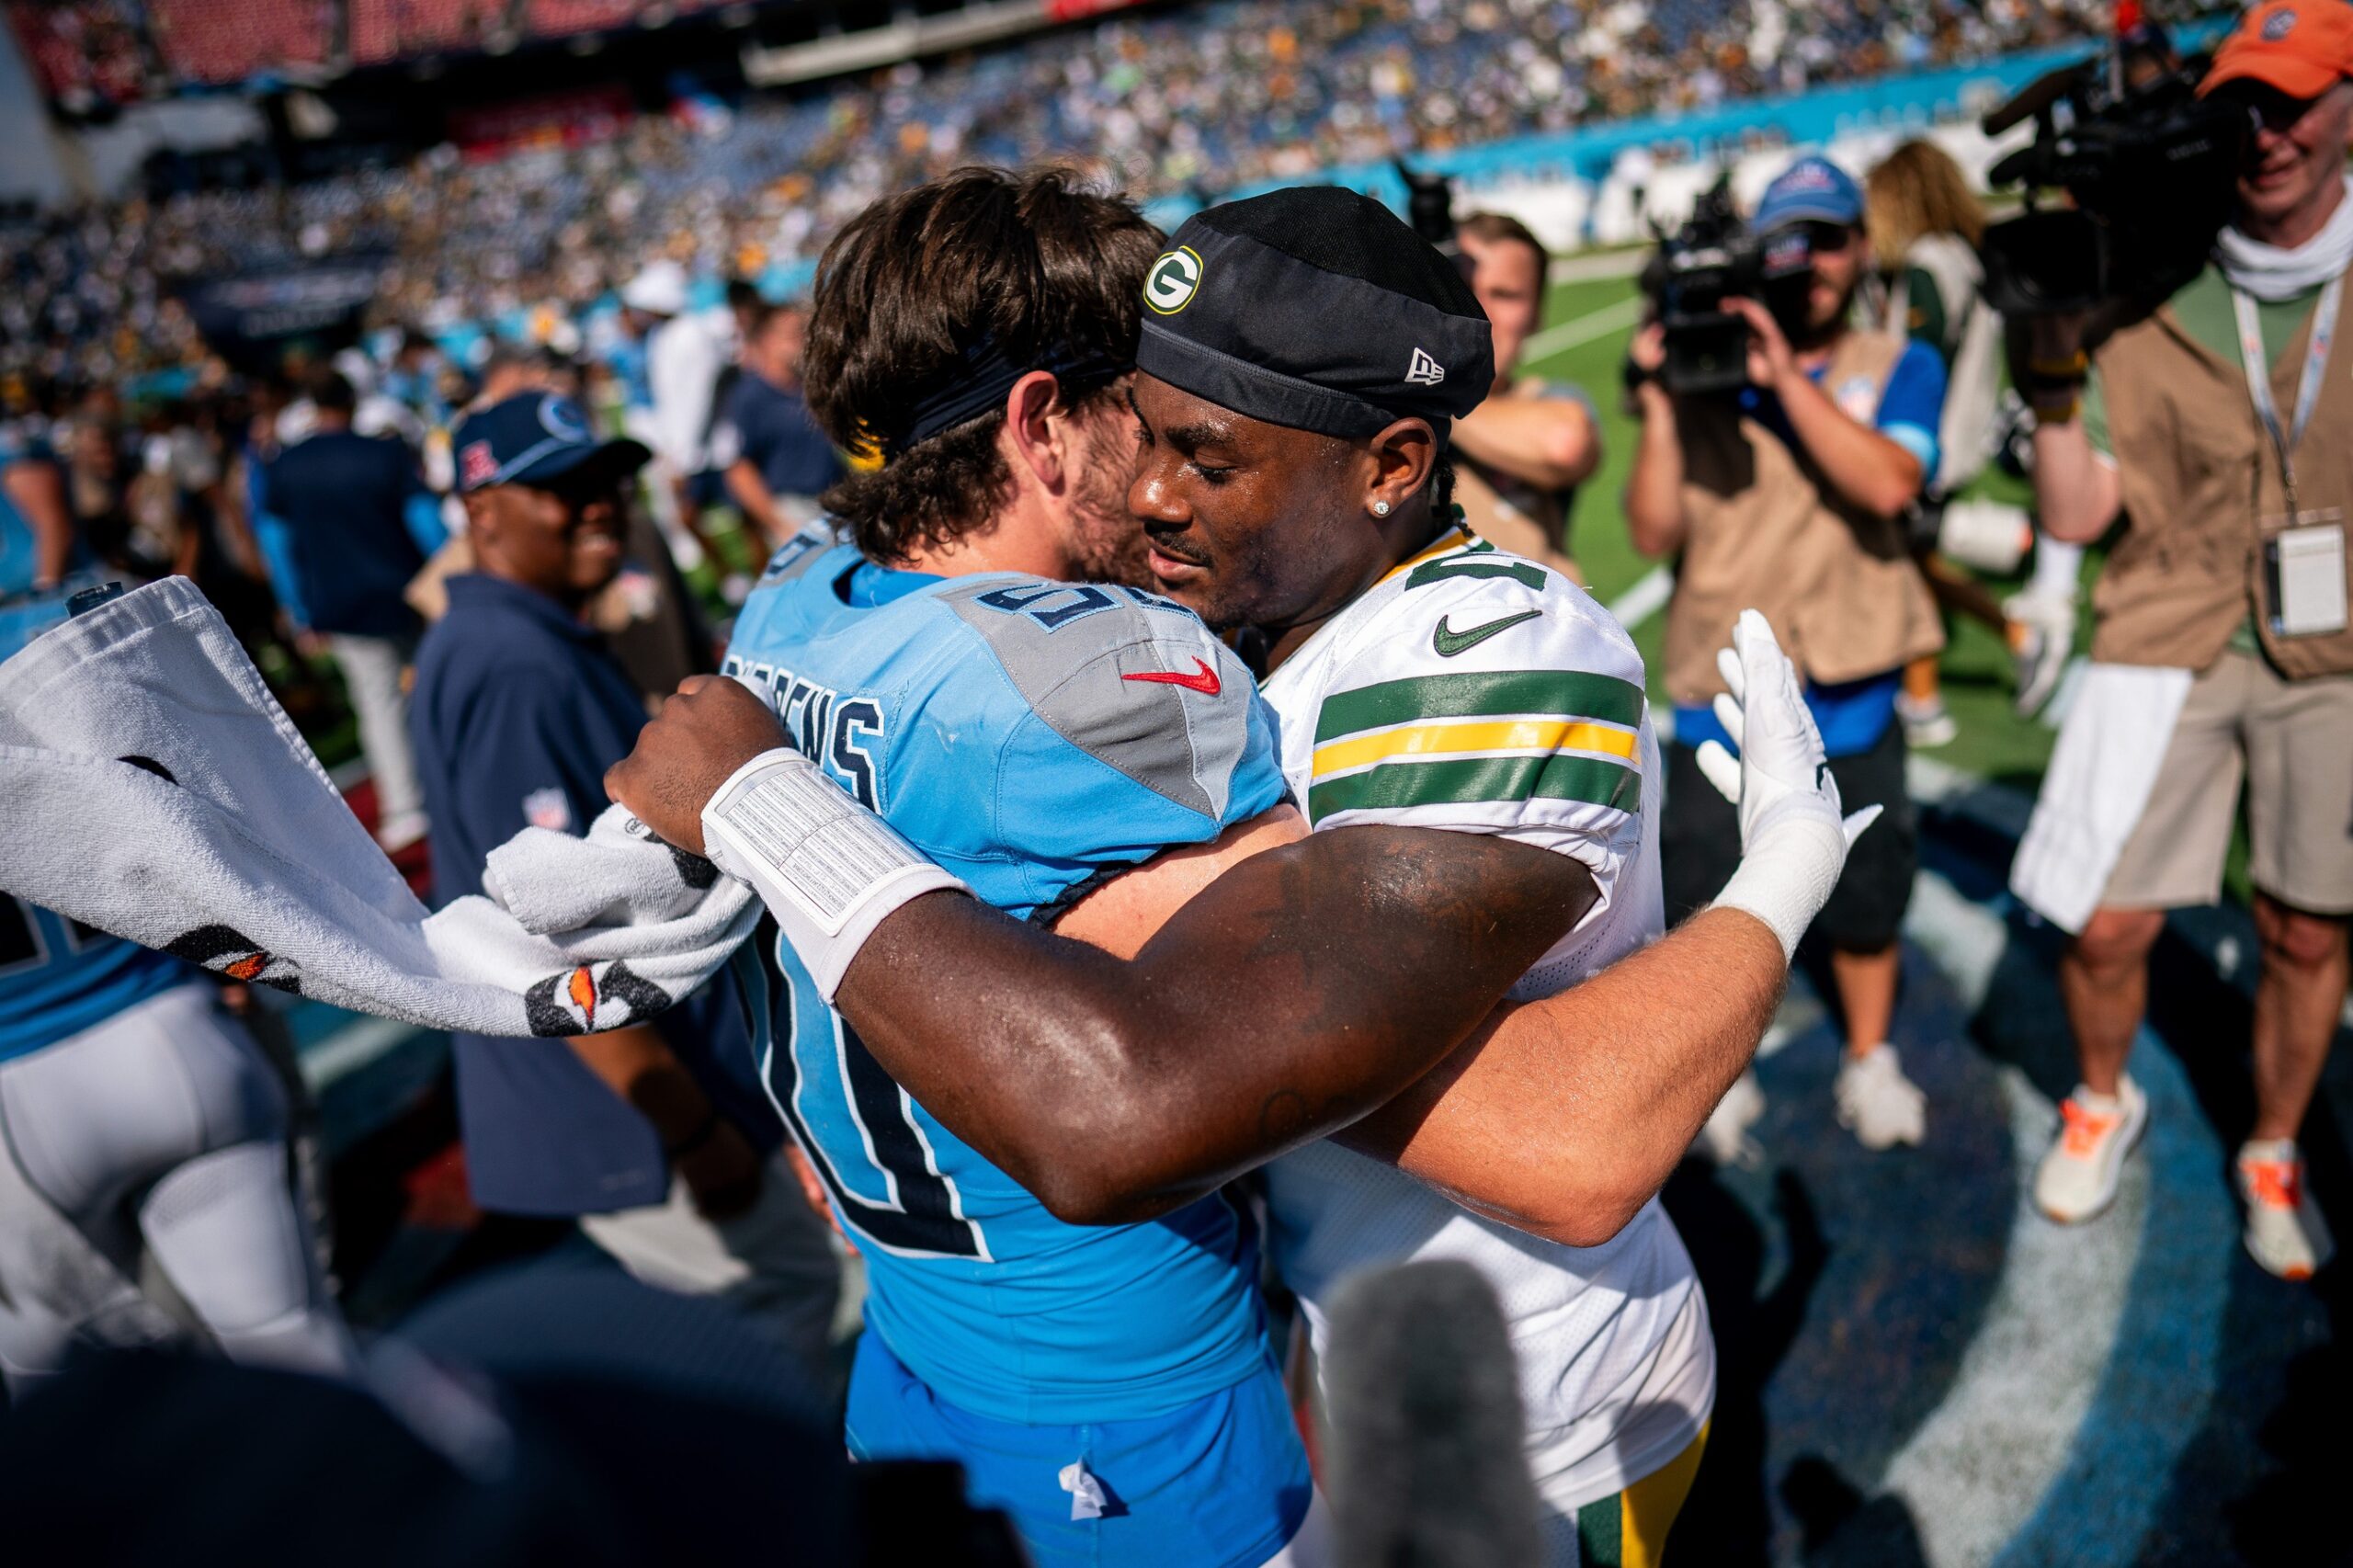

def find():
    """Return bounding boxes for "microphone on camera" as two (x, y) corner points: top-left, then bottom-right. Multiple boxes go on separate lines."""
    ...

(1320, 1258), (1540, 1568)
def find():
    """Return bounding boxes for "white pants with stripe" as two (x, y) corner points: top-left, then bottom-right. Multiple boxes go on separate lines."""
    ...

(0, 983), (355, 1390)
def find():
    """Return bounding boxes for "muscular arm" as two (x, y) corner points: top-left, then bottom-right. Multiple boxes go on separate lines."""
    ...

(828, 822), (1597, 1225)
(1451, 390), (1601, 492)
(1338, 906), (1785, 1245)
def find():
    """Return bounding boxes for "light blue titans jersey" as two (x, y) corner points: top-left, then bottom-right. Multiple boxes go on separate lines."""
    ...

(0, 595), (189, 1063)
(722, 531), (1289, 1425)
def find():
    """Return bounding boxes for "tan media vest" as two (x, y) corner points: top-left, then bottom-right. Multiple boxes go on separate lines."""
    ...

(2093, 270), (2353, 678)
(1453, 460), (1582, 586)
(1662, 329), (1944, 705)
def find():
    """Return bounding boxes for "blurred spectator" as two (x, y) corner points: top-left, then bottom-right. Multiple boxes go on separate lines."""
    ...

(1448, 211), (1600, 583)
(1865, 139), (2077, 733)
(257, 370), (442, 851)
(714, 301), (841, 549)
(0, 415), (75, 597)
(2008, 4), (2353, 1280)
(414, 392), (838, 1370)
(615, 261), (727, 575)
(0, 600), (355, 1394)
(1625, 154), (1945, 1153)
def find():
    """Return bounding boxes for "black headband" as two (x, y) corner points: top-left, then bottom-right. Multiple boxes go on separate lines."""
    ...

(881, 335), (1131, 458)
(1133, 193), (1492, 442)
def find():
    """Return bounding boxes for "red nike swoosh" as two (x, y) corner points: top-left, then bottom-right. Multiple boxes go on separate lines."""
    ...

(1121, 656), (1222, 696)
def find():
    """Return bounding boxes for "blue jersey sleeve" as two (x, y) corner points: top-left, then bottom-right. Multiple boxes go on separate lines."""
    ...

(915, 579), (1287, 920)
(1875, 337), (1948, 480)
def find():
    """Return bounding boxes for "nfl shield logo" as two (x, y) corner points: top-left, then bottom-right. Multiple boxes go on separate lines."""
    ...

(523, 787), (574, 832)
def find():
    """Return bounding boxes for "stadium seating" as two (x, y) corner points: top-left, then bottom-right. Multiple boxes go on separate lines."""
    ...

(147, 0), (333, 84)
(347, 0), (512, 64)
(5, 0), (155, 107)
(522, 0), (642, 40)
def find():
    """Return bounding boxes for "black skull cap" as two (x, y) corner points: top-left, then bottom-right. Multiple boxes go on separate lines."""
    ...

(1135, 186), (1495, 441)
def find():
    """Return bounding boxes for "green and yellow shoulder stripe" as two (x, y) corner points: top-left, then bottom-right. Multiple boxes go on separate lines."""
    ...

(1306, 665), (1645, 825)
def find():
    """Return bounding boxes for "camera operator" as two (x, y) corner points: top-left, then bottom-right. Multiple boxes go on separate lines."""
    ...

(1626, 155), (1947, 1152)
(1449, 211), (1602, 583)
(2010, 1), (2353, 1280)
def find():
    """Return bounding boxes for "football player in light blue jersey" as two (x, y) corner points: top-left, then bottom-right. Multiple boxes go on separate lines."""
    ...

(711, 173), (1321, 1568)
(0, 594), (354, 1391)
(615, 175), (1874, 1566)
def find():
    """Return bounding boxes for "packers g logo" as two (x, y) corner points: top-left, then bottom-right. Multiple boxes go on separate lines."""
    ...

(1144, 246), (1204, 314)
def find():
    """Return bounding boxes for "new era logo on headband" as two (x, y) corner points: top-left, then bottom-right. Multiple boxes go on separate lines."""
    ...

(1405, 347), (1446, 387)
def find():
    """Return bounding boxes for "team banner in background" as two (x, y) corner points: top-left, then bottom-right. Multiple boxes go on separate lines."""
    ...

(182, 250), (392, 372)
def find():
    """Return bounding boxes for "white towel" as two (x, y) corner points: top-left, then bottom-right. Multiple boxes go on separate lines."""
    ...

(2008, 661), (2195, 935)
(0, 578), (756, 1038)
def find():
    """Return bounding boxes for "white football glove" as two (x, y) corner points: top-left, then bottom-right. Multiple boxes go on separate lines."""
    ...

(1695, 609), (1882, 960)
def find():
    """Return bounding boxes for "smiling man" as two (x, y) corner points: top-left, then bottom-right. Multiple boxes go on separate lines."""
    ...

(611, 180), (1879, 1564)
(412, 392), (839, 1372)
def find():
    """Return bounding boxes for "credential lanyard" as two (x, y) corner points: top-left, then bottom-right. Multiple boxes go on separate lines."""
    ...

(2233, 272), (2343, 516)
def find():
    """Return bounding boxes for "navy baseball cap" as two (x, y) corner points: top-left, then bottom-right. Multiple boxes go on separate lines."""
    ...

(451, 392), (649, 494)
(1754, 156), (1865, 233)
(1136, 187), (1493, 441)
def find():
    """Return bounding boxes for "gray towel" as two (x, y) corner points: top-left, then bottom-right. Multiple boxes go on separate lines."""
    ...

(0, 578), (756, 1038)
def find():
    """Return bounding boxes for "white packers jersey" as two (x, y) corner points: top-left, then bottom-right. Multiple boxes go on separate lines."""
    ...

(1258, 525), (1713, 1513)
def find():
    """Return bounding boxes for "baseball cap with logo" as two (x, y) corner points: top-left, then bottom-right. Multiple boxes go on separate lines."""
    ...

(450, 392), (651, 495)
(1134, 186), (1493, 441)
(2200, 0), (2353, 99)
(1754, 155), (1866, 233)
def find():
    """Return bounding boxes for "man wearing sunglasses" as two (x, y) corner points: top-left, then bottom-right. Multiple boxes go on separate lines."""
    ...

(2013, 2), (2353, 1280)
(1624, 154), (1949, 1154)
(408, 392), (841, 1369)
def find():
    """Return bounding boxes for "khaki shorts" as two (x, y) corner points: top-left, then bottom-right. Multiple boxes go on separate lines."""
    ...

(2104, 652), (2353, 915)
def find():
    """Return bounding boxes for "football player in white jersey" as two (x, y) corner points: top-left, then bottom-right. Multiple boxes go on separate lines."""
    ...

(611, 186), (1871, 1562)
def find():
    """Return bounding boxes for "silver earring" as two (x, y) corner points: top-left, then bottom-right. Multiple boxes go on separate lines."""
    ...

(1372, 500), (1392, 517)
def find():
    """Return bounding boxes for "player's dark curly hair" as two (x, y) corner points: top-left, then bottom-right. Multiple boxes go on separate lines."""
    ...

(805, 166), (1161, 564)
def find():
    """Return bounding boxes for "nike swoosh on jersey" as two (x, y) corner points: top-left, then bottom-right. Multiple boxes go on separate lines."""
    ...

(1432, 610), (1544, 657)
(1121, 657), (1222, 695)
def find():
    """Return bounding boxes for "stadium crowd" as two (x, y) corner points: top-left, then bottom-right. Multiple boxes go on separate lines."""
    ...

(5, 0), (2178, 397)
(1, 0), (2348, 1562)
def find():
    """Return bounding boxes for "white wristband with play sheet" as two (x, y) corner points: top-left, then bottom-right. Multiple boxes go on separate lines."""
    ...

(699, 747), (967, 1002)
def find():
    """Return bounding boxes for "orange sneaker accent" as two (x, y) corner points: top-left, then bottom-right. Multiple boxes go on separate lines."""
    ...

(2240, 1156), (2305, 1211)
(2059, 1098), (2118, 1158)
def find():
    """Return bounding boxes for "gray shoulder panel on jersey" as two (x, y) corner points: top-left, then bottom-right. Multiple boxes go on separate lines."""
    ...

(755, 523), (843, 588)
(936, 579), (1251, 822)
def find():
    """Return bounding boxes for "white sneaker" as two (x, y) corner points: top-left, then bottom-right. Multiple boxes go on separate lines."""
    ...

(2006, 593), (2075, 717)
(1894, 691), (1958, 749)
(2236, 1139), (2335, 1280)
(1696, 1067), (1767, 1167)
(2032, 1076), (2148, 1222)
(1835, 1044), (1927, 1150)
